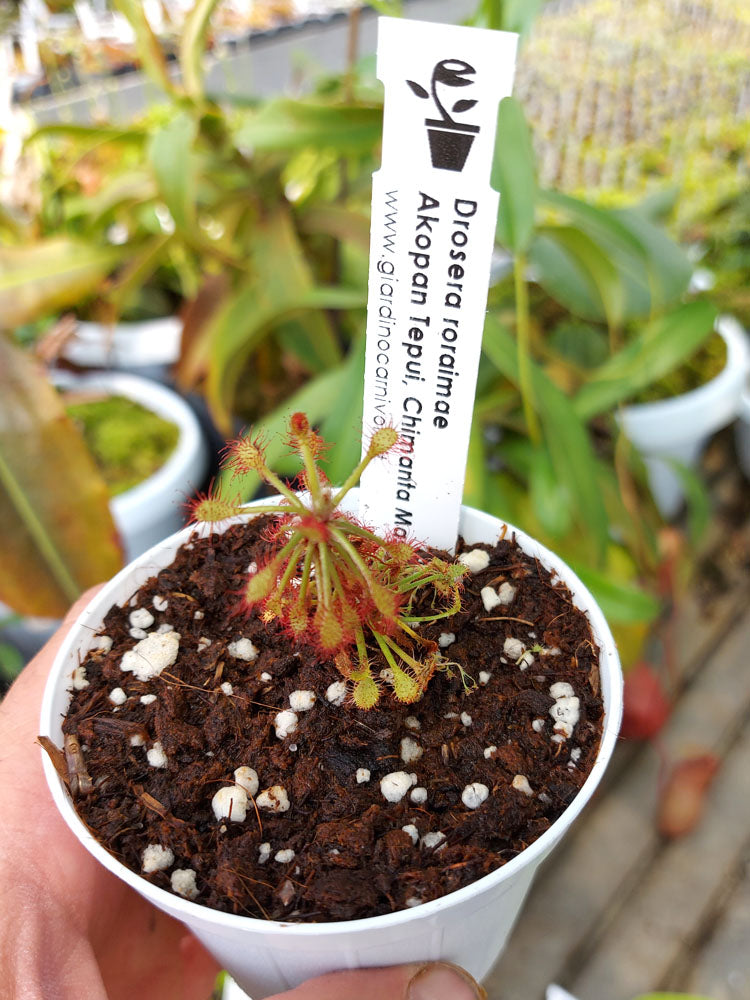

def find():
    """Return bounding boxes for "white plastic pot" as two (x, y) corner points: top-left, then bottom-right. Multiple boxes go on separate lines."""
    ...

(61, 316), (182, 381)
(40, 491), (623, 999)
(735, 380), (750, 481)
(53, 370), (208, 562)
(618, 315), (750, 518)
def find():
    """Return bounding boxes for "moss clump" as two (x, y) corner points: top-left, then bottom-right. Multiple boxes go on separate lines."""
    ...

(65, 395), (179, 496)
(631, 331), (727, 405)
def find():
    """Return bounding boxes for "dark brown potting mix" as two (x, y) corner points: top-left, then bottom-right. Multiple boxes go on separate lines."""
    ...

(58, 516), (604, 922)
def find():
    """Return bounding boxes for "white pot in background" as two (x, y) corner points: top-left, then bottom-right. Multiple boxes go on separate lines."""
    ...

(61, 316), (182, 381)
(735, 380), (750, 480)
(619, 315), (750, 518)
(40, 491), (623, 999)
(53, 370), (208, 562)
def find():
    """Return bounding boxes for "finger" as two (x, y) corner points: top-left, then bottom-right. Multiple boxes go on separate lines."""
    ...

(266, 962), (486, 1000)
(2, 584), (105, 708)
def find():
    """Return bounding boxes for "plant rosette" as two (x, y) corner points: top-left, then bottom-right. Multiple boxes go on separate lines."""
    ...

(40, 424), (622, 999)
(618, 314), (750, 517)
(51, 369), (208, 562)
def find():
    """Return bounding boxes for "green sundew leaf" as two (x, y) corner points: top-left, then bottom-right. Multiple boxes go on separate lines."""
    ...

(180, 0), (223, 100)
(574, 301), (719, 419)
(633, 994), (714, 1000)
(529, 444), (573, 539)
(0, 640), (23, 684)
(462, 416), (490, 512)
(548, 320), (609, 370)
(111, 0), (175, 95)
(217, 364), (353, 499)
(482, 314), (608, 563)
(570, 565), (662, 625)
(0, 239), (124, 329)
(0, 337), (123, 618)
(149, 112), (198, 232)
(537, 224), (625, 331)
(235, 100), (383, 154)
(29, 123), (148, 146)
(319, 336), (366, 485)
(492, 97), (537, 253)
(611, 205), (692, 310)
(529, 233), (603, 321)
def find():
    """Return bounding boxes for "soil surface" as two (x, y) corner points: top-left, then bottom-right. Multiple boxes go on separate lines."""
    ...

(58, 517), (604, 922)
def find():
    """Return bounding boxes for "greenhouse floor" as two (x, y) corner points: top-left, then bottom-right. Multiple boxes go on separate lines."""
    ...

(485, 440), (750, 1000)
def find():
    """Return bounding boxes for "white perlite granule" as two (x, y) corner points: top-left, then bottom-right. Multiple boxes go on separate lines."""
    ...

(421, 831), (446, 850)
(142, 844), (174, 873)
(212, 786), (248, 823)
(256, 785), (290, 813)
(512, 774), (534, 796)
(457, 549), (490, 574)
(258, 842), (271, 864)
(156, 623), (173, 634)
(260, 671), (272, 683)
(197, 637), (211, 652)
(170, 869), (198, 900)
(400, 736), (423, 764)
(461, 782), (489, 809)
(410, 786), (428, 804)
(120, 631), (180, 682)
(325, 681), (347, 706)
(193, 609), (204, 620)
(356, 768), (371, 784)
(129, 628), (147, 640)
(549, 696), (580, 739)
(402, 824), (419, 845)
(380, 771), (416, 803)
(129, 734), (145, 747)
(152, 595), (169, 612)
(129, 608), (154, 630)
(532, 718), (545, 733)
(147, 742), (168, 768)
(479, 670), (492, 686)
(503, 637), (525, 661)
(274, 849), (295, 864)
(108, 688), (127, 706)
(438, 632), (456, 648)
(484, 745), (497, 759)
(91, 635), (113, 654)
(140, 693), (157, 705)
(405, 716), (421, 730)
(518, 650), (535, 671)
(497, 582), (516, 605)
(289, 690), (316, 712)
(220, 682), (233, 695)
(274, 709), (298, 739)
(550, 681), (575, 700)
(227, 638), (258, 661)
(234, 766), (259, 797)
(461, 712), (473, 727)
(72, 666), (89, 691)
(481, 586), (502, 612)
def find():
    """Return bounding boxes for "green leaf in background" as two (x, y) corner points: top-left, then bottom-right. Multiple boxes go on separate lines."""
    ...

(318, 336), (366, 484)
(462, 416), (491, 512)
(529, 232), (603, 321)
(235, 101), (382, 154)
(538, 223), (625, 331)
(180, 0), (223, 100)
(0, 639), (23, 686)
(483, 314), (609, 563)
(667, 459), (711, 544)
(574, 301), (719, 419)
(492, 97), (537, 253)
(0, 239), (124, 329)
(217, 363), (354, 499)
(149, 112), (198, 232)
(633, 994), (714, 1000)
(571, 564), (663, 625)
(0, 337), (123, 618)
(469, 0), (545, 36)
(111, 0), (175, 96)
(529, 444), (573, 538)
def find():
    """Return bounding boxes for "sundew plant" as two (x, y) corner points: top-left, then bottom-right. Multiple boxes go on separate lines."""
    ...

(189, 414), (468, 709)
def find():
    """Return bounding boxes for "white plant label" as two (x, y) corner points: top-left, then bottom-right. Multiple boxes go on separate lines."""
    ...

(360, 17), (518, 551)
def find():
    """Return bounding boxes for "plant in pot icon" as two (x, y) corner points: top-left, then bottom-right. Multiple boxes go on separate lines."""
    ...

(406, 59), (480, 172)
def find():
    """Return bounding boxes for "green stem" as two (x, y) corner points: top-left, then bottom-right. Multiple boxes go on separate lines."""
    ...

(260, 468), (308, 514)
(330, 449), (377, 509)
(0, 447), (80, 605)
(316, 543), (332, 609)
(297, 546), (314, 605)
(514, 251), (542, 446)
(328, 527), (380, 597)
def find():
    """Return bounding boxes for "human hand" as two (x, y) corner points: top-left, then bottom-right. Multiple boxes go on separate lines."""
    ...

(0, 594), (486, 1000)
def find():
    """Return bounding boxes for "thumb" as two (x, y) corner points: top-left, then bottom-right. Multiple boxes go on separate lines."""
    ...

(267, 962), (486, 1000)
